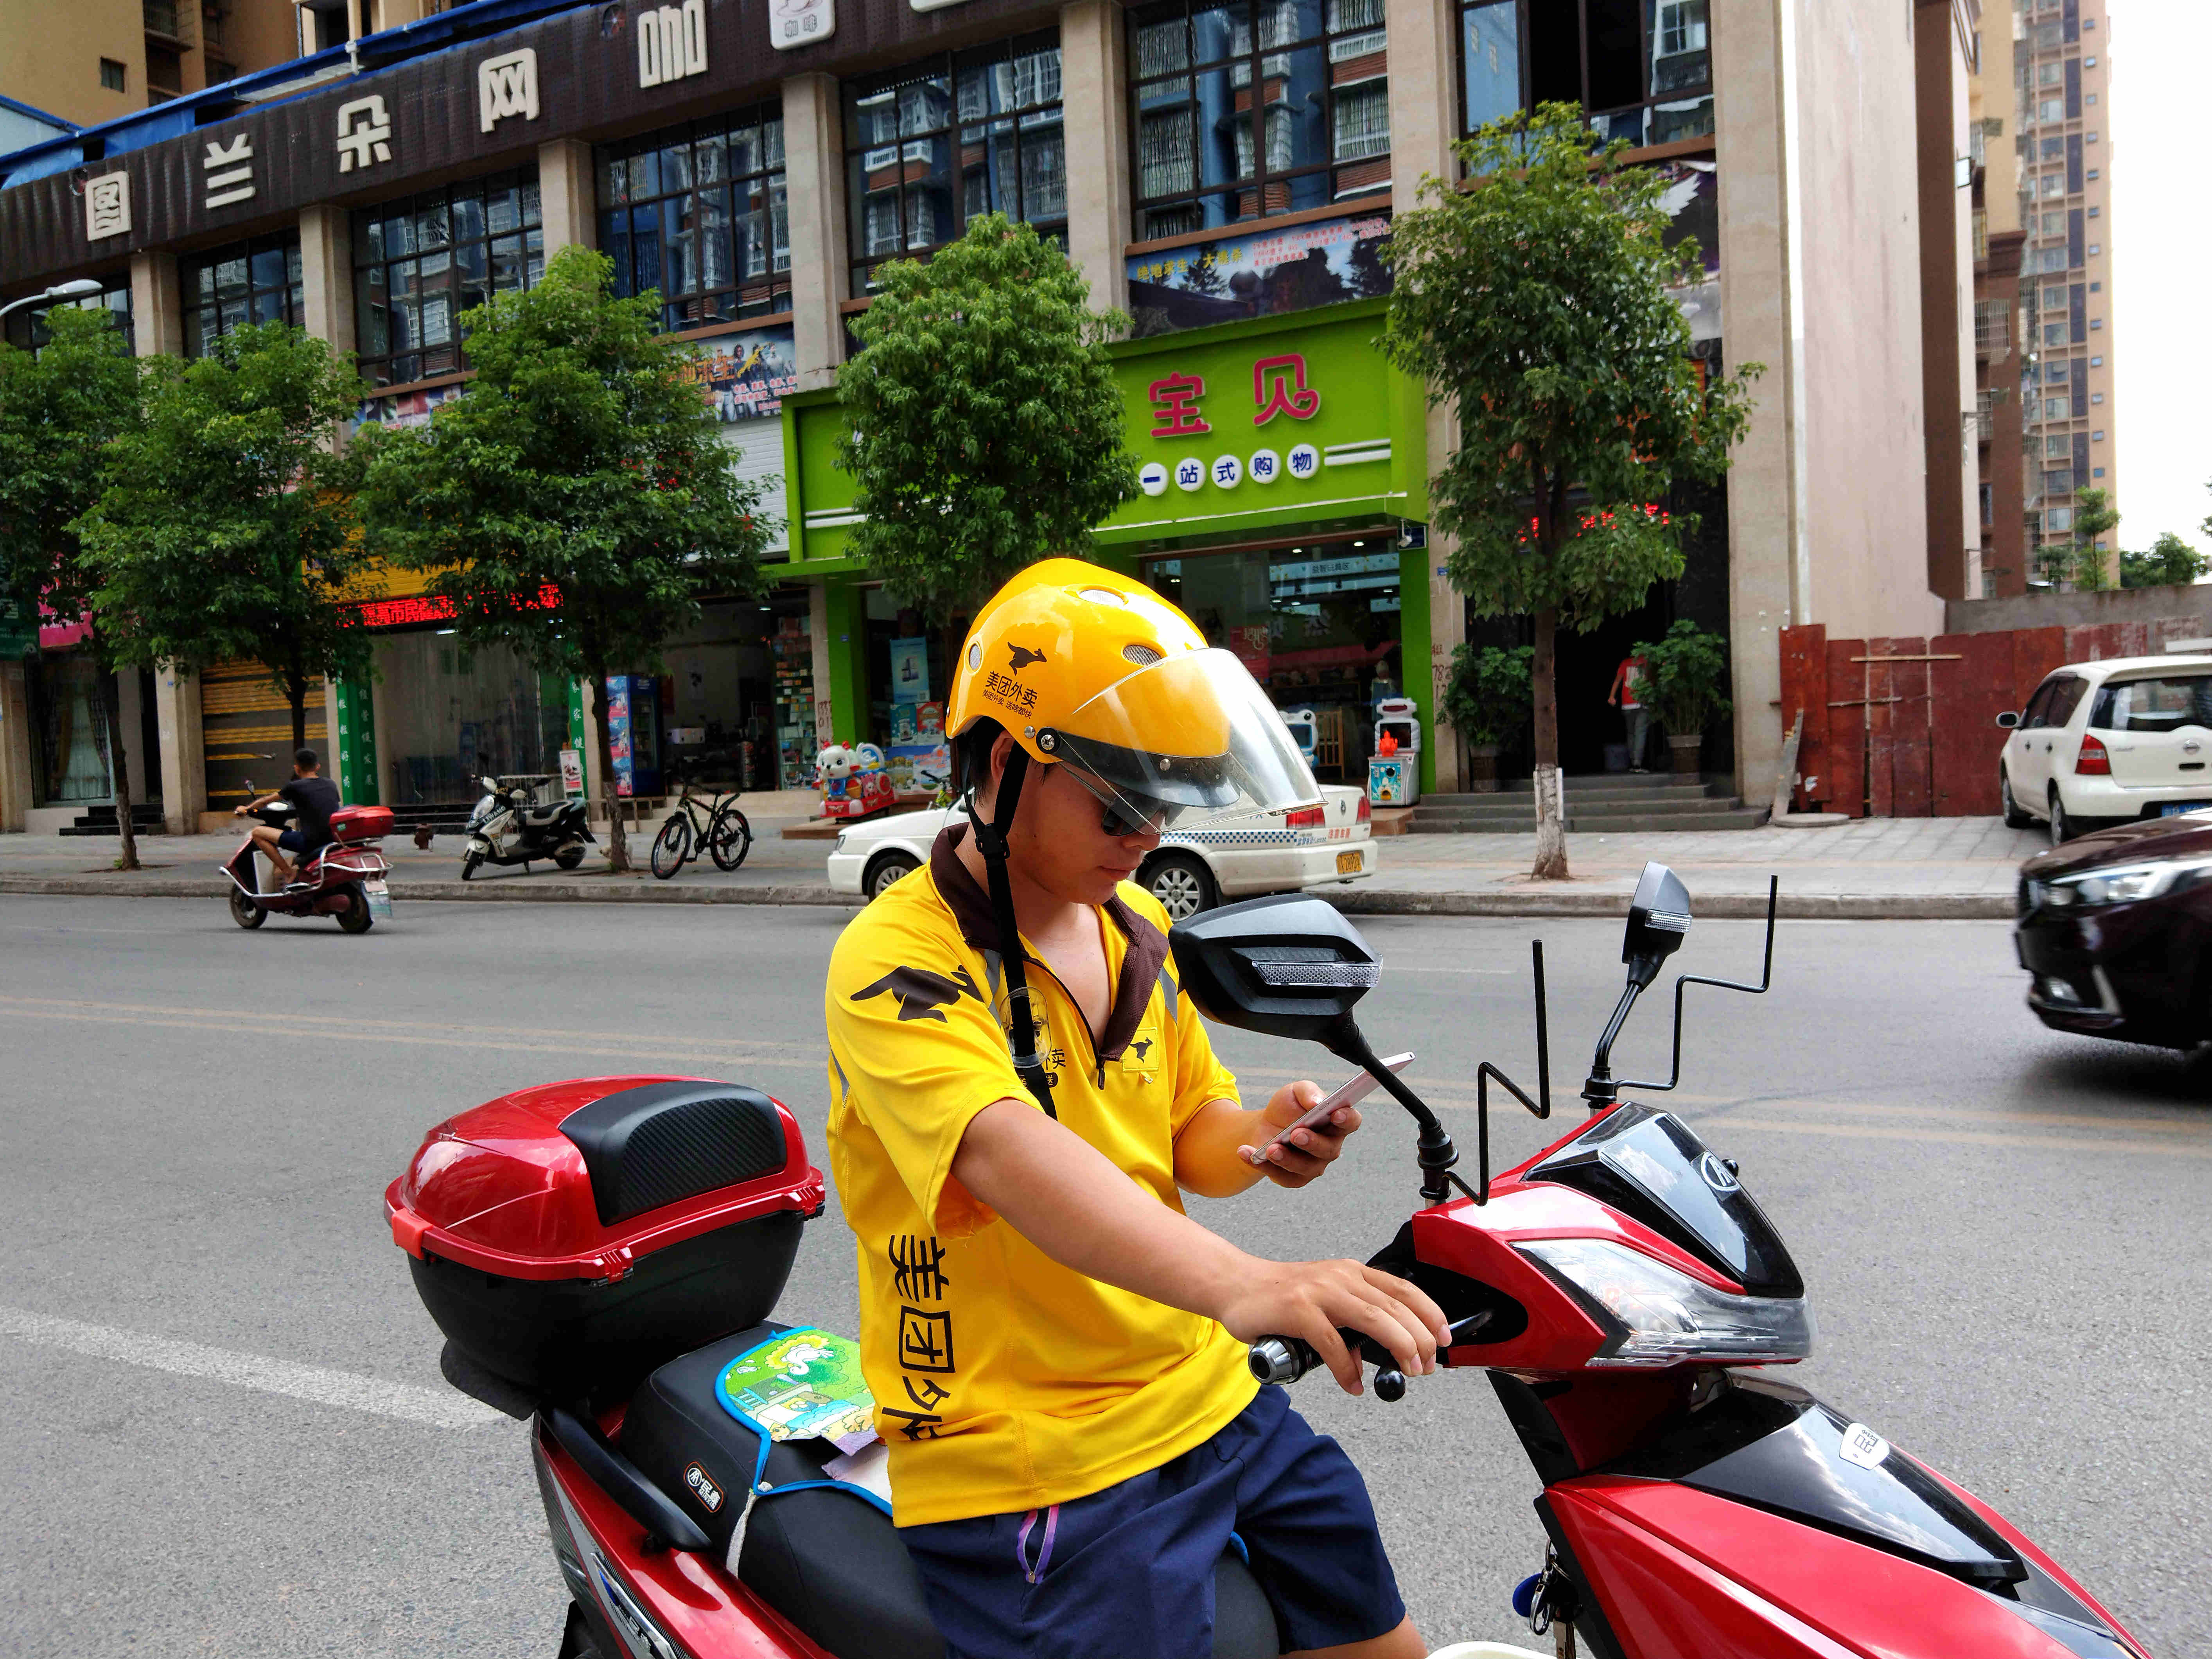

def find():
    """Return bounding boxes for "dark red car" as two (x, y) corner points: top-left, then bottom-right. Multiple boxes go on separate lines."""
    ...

(2016, 810), (2212, 1047)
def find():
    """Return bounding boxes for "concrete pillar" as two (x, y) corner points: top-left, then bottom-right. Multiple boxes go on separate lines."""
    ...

(1390, 0), (1462, 791)
(0, 658), (32, 832)
(1387, 0), (1459, 213)
(155, 666), (206, 834)
(1914, 0), (1972, 603)
(1711, 0), (1803, 805)
(782, 73), (849, 391)
(298, 203), (355, 351)
(128, 250), (184, 358)
(538, 138), (599, 256)
(1061, 0), (1132, 316)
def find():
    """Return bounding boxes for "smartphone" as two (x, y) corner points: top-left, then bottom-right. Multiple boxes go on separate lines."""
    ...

(1243, 1052), (1414, 1165)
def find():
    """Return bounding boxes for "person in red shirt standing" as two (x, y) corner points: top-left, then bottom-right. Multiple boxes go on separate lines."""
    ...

(1609, 652), (1652, 771)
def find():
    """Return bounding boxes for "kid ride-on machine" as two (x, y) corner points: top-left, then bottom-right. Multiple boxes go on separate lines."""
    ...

(385, 863), (2151, 1659)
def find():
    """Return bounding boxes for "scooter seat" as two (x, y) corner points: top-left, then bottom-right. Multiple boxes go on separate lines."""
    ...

(620, 1327), (1282, 1659)
(521, 805), (569, 826)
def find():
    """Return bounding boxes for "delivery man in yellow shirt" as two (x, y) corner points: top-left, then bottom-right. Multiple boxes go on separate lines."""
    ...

(825, 560), (1448, 1659)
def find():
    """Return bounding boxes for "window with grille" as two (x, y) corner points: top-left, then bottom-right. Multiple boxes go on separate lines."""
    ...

(351, 169), (542, 389)
(844, 34), (1066, 295)
(181, 233), (302, 358)
(597, 105), (790, 334)
(1130, 0), (1388, 244)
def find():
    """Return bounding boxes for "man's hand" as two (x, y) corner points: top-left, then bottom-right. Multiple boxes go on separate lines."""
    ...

(1213, 1256), (1448, 1397)
(233, 805), (247, 816)
(1238, 1080), (1359, 1189)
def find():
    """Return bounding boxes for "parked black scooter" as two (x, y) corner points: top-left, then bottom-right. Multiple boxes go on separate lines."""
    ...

(456, 775), (595, 880)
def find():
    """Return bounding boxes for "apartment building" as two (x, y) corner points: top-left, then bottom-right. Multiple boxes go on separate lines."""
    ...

(1972, 0), (2118, 594)
(1, 0), (1959, 832)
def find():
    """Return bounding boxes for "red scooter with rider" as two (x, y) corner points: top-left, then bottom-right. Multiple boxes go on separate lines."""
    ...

(223, 745), (394, 932)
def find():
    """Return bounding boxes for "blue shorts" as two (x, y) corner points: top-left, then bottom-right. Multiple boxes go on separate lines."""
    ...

(899, 1386), (1404, 1659)
(275, 828), (309, 853)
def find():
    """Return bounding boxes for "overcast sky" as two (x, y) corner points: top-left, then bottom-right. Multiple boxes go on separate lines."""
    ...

(2104, 0), (2207, 550)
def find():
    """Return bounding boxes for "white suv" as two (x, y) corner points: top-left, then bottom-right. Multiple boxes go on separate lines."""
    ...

(1999, 655), (2212, 842)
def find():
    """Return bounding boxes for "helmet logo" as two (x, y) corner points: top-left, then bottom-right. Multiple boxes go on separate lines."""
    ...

(1007, 644), (1048, 674)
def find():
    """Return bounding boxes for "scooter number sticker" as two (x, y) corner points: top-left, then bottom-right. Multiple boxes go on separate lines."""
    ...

(1838, 1422), (1890, 1470)
(364, 879), (393, 921)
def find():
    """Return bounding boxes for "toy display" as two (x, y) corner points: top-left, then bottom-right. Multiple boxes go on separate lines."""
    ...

(817, 743), (896, 819)
(1367, 696), (1420, 808)
(1278, 707), (1320, 770)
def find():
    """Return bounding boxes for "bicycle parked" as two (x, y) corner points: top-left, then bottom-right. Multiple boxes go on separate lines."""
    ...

(650, 770), (752, 880)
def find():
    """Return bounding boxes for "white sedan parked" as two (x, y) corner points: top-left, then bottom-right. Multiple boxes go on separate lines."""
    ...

(1999, 654), (2212, 842)
(825, 785), (1378, 918)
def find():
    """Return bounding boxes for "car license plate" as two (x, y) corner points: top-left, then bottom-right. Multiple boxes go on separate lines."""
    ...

(1336, 850), (1363, 875)
(365, 878), (393, 919)
(2157, 803), (2212, 817)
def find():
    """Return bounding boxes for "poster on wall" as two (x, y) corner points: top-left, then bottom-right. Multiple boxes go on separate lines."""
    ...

(605, 673), (663, 797)
(350, 381), (465, 434)
(887, 636), (929, 705)
(1127, 211), (1392, 339)
(1657, 161), (1720, 343)
(675, 326), (797, 423)
(887, 699), (947, 796)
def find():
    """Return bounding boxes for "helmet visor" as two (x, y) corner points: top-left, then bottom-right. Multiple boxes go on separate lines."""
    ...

(1045, 648), (1323, 832)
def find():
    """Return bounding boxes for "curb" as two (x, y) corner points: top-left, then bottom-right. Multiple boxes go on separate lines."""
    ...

(0, 874), (2014, 919)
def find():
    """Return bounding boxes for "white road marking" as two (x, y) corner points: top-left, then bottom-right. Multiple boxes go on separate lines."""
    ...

(0, 1307), (507, 1429)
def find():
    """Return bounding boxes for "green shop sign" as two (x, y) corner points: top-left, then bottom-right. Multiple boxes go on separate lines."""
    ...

(784, 298), (1422, 566)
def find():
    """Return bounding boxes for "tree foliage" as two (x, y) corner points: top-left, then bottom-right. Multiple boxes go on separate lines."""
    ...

(2063, 488), (2120, 591)
(838, 214), (1139, 621)
(356, 244), (772, 870)
(1381, 103), (1759, 875)
(2119, 531), (2207, 591)
(0, 306), (148, 865)
(78, 321), (377, 756)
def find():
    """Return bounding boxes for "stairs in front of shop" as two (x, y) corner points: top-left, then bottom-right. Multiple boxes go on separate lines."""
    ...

(1408, 773), (1769, 835)
(56, 804), (167, 836)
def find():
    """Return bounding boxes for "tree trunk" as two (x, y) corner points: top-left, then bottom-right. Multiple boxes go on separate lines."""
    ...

(1530, 605), (1567, 880)
(592, 667), (630, 873)
(98, 663), (142, 871)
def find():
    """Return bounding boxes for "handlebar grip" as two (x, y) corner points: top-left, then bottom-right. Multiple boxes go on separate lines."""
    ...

(1247, 1312), (1496, 1389)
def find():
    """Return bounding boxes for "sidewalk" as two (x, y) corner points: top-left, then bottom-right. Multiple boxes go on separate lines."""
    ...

(0, 813), (2044, 918)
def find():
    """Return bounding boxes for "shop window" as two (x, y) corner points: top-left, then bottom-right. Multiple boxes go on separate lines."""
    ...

(1144, 541), (1403, 784)
(181, 232), (302, 358)
(596, 104), (790, 333)
(659, 593), (815, 791)
(1129, 0), (1386, 244)
(1459, 0), (1712, 147)
(1, 275), (133, 355)
(350, 168), (542, 389)
(846, 34), (1066, 294)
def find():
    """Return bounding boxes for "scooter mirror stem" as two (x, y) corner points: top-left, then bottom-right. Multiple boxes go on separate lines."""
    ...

(1580, 979), (1644, 1111)
(1320, 1016), (1464, 1205)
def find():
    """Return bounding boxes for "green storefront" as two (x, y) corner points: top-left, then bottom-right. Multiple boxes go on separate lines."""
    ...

(781, 297), (1442, 793)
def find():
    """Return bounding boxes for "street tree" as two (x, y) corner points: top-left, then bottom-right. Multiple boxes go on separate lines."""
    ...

(0, 307), (147, 867)
(2064, 488), (2120, 591)
(356, 245), (772, 873)
(838, 213), (1138, 623)
(1381, 103), (1759, 879)
(78, 322), (378, 798)
(2120, 531), (2207, 590)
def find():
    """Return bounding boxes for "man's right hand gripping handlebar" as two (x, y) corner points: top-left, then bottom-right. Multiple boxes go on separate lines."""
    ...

(1213, 1259), (1450, 1398)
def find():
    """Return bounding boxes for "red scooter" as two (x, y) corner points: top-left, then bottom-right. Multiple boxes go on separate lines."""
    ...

(222, 791), (394, 932)
(386, 864), (2152, 1659)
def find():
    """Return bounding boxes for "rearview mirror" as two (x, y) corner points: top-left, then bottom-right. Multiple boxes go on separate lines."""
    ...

(1169, 894), (1379, 1042)
(1623, 861), (1692, 990)
(1995, 711), (2021, 730)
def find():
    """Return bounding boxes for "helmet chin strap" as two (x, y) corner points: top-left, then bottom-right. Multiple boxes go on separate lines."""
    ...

(965, 745), (1057, 1119)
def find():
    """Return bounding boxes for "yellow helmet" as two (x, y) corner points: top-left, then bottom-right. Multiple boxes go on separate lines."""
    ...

(948, 558), (1320, 829)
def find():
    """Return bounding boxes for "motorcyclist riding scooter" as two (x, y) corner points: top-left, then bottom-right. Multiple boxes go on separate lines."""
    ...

(235, 746), (339, 889)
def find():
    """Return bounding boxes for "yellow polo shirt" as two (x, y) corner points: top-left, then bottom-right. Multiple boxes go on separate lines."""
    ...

(824, 826), (1259, 1527)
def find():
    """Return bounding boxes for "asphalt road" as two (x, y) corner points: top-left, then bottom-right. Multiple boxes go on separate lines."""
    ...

(2, 893), (2206, 1658)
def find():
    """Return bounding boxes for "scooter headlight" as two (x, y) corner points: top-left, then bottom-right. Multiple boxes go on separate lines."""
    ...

(1519, 1237), (1816, 1368)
